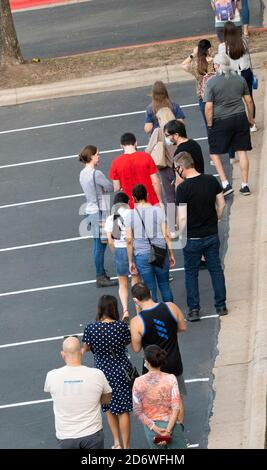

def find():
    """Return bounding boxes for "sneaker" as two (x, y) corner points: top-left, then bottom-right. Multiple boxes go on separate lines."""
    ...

(187, 309), (200, 322)
(239, 185), (251, 196)
(230, 157), (237, 165)
(250, 123), (257, 133)
(210, 160), (215, 166)
(216, 306), (229, 316)
(223, 184), (234, 197)
(96, 275), (118, 288)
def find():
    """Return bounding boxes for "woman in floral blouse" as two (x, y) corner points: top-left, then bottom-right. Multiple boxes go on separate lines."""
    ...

(132, 345), (186, 449)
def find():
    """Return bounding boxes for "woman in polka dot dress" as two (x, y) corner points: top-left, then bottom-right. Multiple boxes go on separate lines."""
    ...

(83, 295), (133, 449)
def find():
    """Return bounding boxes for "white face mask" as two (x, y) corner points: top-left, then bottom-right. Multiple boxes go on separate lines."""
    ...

(165, 136), (174, 146)
(144, 360), (149, 370)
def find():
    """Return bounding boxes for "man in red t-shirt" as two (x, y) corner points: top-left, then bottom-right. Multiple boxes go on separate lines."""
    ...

(109, 133), (163, 208)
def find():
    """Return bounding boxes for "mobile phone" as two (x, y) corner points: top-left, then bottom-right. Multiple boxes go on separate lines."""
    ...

(153, 435), (172, 445)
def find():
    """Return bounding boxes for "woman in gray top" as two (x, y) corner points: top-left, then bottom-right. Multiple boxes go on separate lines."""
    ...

(125, 184), (175, 302)
(79, 145), (118, 287)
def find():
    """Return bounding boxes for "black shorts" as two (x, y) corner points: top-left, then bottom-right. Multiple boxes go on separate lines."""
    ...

(208, 112), (252, 155)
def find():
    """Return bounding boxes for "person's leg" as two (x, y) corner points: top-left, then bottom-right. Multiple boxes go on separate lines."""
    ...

(167, 423), (187, 449)
(241, 0), (250, 35)
(198, 98), (208, 131)
(106, 411), (121, 448)
(183, 239), (203, 312)
(135, 253), (158, 302)
(94, 237), (107, 277)
(210, 154), (229, 186)
(203, 235), (226, 311)
(241, 68), (256, 119)
(159, 167), (176, 233)
(118, 412), (131, 449)
(118, 276), (129, 313)
(236, 150), (249, 185)
(154, 255), (173, 302)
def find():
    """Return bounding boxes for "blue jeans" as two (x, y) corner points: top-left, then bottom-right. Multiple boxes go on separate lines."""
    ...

(241, 0), (249, 25)
(135, 251), (173, 302)
(183, 234), (226, 311)
(86, 212), (107, 277)
(199, 98), (235, 159)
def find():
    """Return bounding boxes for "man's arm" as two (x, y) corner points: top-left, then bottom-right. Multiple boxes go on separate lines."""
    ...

(166, 302), (186, 332)
(176, 204), (187, 238)
(101, 393), (112, 405)
(215, 192), (226, 219)
(205, 101), (214, 128)
(161, 222), (175, 268)
(243, 94), (254, 126)
(130, 317), (142, 353)
(113, 180), (121, 192)
(150, 173), (163, 204)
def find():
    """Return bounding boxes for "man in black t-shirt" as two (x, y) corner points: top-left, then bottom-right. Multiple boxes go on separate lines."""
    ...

(164, 120), (204, 174)
(174, 151), (228, 321)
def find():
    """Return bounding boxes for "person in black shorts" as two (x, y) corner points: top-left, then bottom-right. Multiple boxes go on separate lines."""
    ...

(204, 53), (254, 196)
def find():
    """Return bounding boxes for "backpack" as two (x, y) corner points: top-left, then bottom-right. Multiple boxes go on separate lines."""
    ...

(214, 1), (235, 21)
(111, 213), (124, 240)
(200, 72), (216, 99)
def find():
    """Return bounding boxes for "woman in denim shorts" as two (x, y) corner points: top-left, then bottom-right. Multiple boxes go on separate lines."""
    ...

(105, 192), (140, 322)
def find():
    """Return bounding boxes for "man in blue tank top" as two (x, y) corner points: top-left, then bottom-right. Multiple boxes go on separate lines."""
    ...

(130, 282), (187, 410)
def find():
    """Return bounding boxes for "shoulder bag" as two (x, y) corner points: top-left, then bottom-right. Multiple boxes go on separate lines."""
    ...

(135, 207), (167, 269)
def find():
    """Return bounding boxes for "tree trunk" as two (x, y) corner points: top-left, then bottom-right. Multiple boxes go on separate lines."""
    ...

(0, 0), (24, 66)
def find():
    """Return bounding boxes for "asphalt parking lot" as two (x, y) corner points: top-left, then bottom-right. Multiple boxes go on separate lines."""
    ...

(0, 82), (233, 449)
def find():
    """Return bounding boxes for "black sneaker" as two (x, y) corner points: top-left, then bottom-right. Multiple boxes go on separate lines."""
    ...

(187, 309), (200, 322)
(239, 185), (251, 196)
(96, 276), (118, 288)
(223, 184), (234, 197)
(216, 306), (229, 316)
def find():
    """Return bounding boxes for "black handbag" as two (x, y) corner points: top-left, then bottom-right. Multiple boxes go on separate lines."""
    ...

(135, 208), (167, 269)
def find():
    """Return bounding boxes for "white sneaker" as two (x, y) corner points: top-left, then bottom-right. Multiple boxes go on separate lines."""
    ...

(210, 160), (215, 166)
(250, 123), (258, 133)
(230, 158), (237, 165)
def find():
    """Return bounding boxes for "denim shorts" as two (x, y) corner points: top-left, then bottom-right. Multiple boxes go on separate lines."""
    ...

(114, 247), (129, 276)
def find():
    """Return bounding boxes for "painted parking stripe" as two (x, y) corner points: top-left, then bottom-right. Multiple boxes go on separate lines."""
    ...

(0, 378), (209, 409)
(0, 193), (84, 210)
(0, 103), (198, 136)
(0, 268), (183, 297)
(0, 137), (208, 170)
(0, 236), (93, 253)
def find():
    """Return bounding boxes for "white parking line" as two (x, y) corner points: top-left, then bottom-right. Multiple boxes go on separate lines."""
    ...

(0, 193), (84, 210)
(0, 137), (208, 170)
(0, 268), (184, 297)
(0, 236), (92, 253)
(0, 314), (218, 349)
(0, 377), (209, 409)
(0, 103), (198, 136)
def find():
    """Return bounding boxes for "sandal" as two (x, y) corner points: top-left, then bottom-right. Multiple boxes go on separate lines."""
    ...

(111, 444), (122, 449)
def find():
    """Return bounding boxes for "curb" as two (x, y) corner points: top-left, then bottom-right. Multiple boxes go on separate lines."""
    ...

(208, 71), (267, 449)
(0, 51), (266, 108)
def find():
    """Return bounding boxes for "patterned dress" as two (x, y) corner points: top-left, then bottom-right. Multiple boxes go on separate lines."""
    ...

(83, 320), (133, 414)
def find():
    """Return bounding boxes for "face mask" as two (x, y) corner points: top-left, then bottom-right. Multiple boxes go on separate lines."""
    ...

(144, 360), (149, 370)
(165, 136), (174, 146)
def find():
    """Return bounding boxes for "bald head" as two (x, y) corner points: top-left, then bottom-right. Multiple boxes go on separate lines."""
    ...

(63, 336), (81, 353)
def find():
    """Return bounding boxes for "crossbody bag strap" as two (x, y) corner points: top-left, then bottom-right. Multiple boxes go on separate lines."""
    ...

(135, 207), (152, 246)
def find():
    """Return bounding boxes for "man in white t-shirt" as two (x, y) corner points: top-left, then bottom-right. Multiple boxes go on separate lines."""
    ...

(44, 336), (112, 449)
